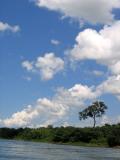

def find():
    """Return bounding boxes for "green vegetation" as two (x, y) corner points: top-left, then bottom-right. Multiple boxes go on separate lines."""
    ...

(79, 101), (107, 128)
(0, 101), (119, 148)
(0, 124), (120, 147)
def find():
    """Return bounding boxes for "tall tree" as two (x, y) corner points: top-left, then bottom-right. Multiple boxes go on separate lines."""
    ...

(79, 101), (107, 128)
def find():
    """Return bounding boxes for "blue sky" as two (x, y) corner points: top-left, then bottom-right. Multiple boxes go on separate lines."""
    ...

(0, 0), (120, 128)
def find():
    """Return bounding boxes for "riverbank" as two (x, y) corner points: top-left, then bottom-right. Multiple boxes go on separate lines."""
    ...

(0, 137), (108, 148)
(0, 123), (120, 147)
(15, 138), (108, 148)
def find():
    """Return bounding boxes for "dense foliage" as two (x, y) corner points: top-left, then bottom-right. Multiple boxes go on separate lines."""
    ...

(0, 124), (120, 147)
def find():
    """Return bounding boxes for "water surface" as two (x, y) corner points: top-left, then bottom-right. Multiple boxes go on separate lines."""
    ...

(0, 139), (120, 160)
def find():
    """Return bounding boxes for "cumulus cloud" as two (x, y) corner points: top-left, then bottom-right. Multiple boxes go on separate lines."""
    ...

(0, 84), (97, 127)
(68, 84), (96, 99)
(0, 81), (119, 128)
(69, 21), (120, 76)
(97, 75), (120, 100)
(66, 19), (120, 101)
(51, 39), (60, 45)
(35, 53), (64, 80)
(2, 105), (39, 127)
(22, 53), (64, 80)
(110, 62), (120, 75)
(34, 0), (120, 24)
(0, 21), (20, 32)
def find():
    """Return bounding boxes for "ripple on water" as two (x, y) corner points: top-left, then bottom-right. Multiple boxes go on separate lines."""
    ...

(0, 139), (120, 160)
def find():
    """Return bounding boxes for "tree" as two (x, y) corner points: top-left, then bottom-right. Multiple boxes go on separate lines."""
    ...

(79, 101), (107, 128)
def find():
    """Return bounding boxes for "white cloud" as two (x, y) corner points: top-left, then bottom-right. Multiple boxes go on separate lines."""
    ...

(100, 115), (120, 125)
(69, 21), (120, 76)
(0, 81), (119, 128)
(110, 62), (120, 75)
(0, 21), (20, 32)
(22, 53), (64, 80)
(0, 83), (97, 127)
(22, 61), (34, 71)
(68, 84), (96, 99)
(96, 75), (120, 100)
(34, 0), (120, 24)
(35, 53), (64, 80)
(51, 39), (60, 45)
(2, 105), (39, 127)
(101, 115), (111, 125)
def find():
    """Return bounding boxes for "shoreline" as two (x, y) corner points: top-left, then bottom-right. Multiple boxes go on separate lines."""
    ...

(0, 124), (120, 148)
(1, 138), (120, 149)
(0, 138), (108, 148)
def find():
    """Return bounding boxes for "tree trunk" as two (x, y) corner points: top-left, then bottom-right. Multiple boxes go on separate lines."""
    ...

(93, 115), (96, 128)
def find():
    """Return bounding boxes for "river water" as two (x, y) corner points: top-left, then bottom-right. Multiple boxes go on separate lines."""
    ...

(0, 139), (120, 160)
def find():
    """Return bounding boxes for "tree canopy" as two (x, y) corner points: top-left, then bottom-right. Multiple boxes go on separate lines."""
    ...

(79, 101), (108, 127)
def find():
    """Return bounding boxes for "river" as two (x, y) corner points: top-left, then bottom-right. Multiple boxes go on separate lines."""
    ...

(0, 139), (120, 160)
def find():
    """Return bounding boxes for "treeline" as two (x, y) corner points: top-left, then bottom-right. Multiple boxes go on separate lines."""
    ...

(0, 124), (120, 147)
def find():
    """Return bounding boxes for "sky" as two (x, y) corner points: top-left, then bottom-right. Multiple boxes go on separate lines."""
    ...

(0, 0), (120, 128)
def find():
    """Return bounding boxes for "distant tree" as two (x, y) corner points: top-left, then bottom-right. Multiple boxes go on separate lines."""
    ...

(79, 101), (107, 128)
(47, 125), (53, 129)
